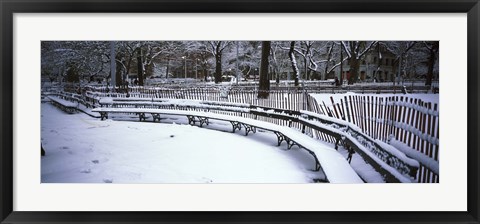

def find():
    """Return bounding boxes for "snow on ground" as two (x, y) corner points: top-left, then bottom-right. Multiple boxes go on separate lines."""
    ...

(41, 103), (325, 183)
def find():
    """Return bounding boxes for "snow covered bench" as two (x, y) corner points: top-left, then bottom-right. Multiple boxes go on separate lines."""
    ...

(91, 107), (287, 142)
(92, 107), (242, 127)
(47, 96), (78, 114)
(99, 97), (249, 108)
(300, 110), (420, 183)
(249, 106), (300, 127)
(91, 107), (363, 183)
(98, 98), (251, 115)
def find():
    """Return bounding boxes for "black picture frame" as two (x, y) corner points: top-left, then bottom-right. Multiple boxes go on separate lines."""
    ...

(1, 0), (479, 223)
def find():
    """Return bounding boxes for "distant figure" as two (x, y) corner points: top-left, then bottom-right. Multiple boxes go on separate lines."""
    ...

(134, 79), (138, 85)
(41, 144), (45, 156)
(401, 85), (408, 94)
(334, 77), (340, 86)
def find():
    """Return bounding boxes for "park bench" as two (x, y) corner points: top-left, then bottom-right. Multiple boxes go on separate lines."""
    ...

(247, 106), (419, 184)
(299, 110), (420, 183)
(47, 95), (78, 114)
(91, 106), (363, 183)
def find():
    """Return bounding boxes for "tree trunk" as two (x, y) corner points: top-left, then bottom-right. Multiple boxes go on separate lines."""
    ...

(203, 66), (208, 82)
(66, 65), (79, 83)
(397, 54), (402, 85)
(325, 43), (334, 80)
(275, 70), (280, 84)
(165, 58), (170, 78)
(115, 54), (123, 87)
(258, 41), (271, 99)
(288, 41), (300, 86)
(270, 48), (280, 84)
(304, 56), (309, 80)
(110, 42), (116, 87)
(348, 57), (359, 85)
(425, 42), (438, 86)
(125, 55), (133, 79)
(214, 53), (222, 83)
(340, 45), (343, 84)
(137, 48), (144, 86)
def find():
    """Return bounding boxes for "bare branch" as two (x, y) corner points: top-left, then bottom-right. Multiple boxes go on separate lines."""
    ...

(341, 41), (352, 58)
(357, 41), (378, 59)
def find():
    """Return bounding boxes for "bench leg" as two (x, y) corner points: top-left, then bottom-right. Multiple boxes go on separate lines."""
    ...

(198, 117), (209, 127)
(100, 112), (108, 120)
(187, 115), (195, 125)
(241, 123), (256, 136)
(304, 149), (321, 171)
(274, 132), (298, 149)
(230, 121), (242, 133)
(138, 113), (146, 121)
(287, 139), (299, 150)
(152, 113), (161, 122)
(274, 132), (287, 146)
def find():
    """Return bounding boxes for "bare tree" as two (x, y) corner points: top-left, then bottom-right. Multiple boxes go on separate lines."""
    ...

(288, 41), (300, 86)
(423, 41), (439, 86)
(291, 41), (320, 80)
(136, 48), (144, 86)
(204, 41), (231, 83)
(381, 41), (417, 83)
(310, 41), (350, 82)
(270, 42), (282, 84)
(322, 42), (335, 80)
(341, 41), (378, 84)
(258, 41), (271, 98)
(41, 41), (110, 84)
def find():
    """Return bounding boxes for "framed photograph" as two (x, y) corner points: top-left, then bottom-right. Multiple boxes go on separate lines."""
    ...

(1, 0), (479, 223)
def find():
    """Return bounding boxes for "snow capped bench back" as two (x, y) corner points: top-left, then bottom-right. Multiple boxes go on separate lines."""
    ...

(300, 110), (420, 182)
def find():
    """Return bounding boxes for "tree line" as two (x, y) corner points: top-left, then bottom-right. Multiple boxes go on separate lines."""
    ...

(42, 41), (439, 98)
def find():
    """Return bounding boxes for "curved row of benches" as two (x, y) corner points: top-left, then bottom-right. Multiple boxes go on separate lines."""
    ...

(91, 97), (426, 183)
(91, 107), (364, 183)
(47, 93), (425, 183)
